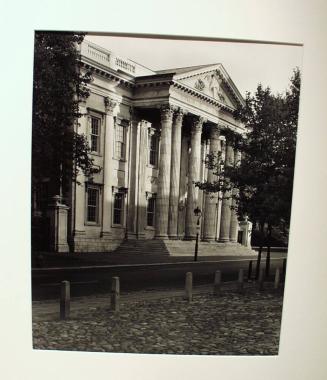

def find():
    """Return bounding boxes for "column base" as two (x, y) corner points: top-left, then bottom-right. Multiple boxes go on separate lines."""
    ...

(168, 235), (178, 240)
(73, 230), (85, 237)
(101, 231), (112, 239)
(202, 236), (216, 243)
(184, 235), (196, 241)
(137, 233), (146, 240)
(219, 237), (230, 243)
(126, 232), (137, 240)
(51, 243), (70, 253)
(154, 234), (169, 240)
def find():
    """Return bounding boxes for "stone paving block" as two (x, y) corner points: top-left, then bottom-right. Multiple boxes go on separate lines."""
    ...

(33, 287), (283, 355)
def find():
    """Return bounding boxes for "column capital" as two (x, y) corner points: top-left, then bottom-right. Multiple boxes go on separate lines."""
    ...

(222, 128), (237, 146)
(174, 108), (185, 124)
(210, 125), (221, 140)
(160, 105), (174, 122)
(191, 116), (205, 134)
(104, 97), (117, 115)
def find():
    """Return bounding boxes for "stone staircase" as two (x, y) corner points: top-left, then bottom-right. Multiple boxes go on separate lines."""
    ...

(163, 240), (256, 257)
(113, 239), (256, 257)
(112, 239), (170, 255)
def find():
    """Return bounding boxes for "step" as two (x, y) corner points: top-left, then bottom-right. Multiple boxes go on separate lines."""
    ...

(113, 239), (256, 257)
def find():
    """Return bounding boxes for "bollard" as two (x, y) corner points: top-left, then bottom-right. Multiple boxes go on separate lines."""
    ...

(282, 258), (287, 281)
(238, 268), (244, 293)
(213, 270), (221, 296)
(247, 260), (253, 282)
(185, 272), (193, 302)
(274, 268), (280, 289)
(60, 280), (70, 320)
(255, 250), (262, 280)
(265, 250), (271, 277)
(258, 268), (264, 291)
(111, 277), (120, 312)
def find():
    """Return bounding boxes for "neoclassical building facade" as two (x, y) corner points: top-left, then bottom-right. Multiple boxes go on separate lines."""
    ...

(36, 40), (252, 253)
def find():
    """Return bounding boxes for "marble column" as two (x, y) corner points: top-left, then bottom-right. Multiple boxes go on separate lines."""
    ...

(168, 109), (184, 239)
(184, 116), (204, 240)
(203, 125), (221, 241)
(219, 139), (234, 242)
(177, 134), (189, 238)
(136, 120), (148, 239)
(101, 97), (117, 237)
(126, 116), (140, 239)
(155, 105), (174, 239)
(230, 148), (241, 242)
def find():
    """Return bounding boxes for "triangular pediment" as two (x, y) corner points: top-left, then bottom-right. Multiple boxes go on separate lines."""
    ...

(172, 64), (244, 109)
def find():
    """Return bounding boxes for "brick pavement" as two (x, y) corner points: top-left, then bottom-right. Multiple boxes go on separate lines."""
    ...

(32, 283), (284, 355)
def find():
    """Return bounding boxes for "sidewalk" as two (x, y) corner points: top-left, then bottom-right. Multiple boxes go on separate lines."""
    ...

(32, 248), (289, 269)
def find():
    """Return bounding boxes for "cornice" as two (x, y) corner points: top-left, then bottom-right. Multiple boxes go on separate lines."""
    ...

(81, 59), (242, 117)
(81, 60), (135, 88)
(172, 81), (235, 114)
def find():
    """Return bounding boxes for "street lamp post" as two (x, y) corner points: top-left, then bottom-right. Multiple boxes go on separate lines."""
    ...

(194, 207), (202, 262)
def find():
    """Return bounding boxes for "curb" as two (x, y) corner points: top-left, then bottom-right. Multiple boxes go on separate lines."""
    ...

(31, 255), (288, 273)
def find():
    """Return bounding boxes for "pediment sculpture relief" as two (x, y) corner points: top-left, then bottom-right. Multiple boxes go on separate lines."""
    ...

(194, 72), (226, 103)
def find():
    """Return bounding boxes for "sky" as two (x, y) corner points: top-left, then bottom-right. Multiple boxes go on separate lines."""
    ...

(87, 34), (303, 97)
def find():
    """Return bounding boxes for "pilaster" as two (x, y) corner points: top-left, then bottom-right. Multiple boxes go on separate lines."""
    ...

(126, 112), (140, 239)
(73, 100), (87, 237)
(101, 97), (117, 238)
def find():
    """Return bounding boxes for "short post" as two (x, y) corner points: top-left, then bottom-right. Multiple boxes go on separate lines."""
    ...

(247, 260), (253, 282)
(193, 207), (202, 262)
(265, 250), (271, 278)
(213, 270), (221, 296)
(255, 249), (262, 280)
(274, 268), (280, 289)
(111, 277), (120, 312)
(60, 280), (70, 320)
(258, 268), (264, 291)
(194, 232), (199, 262)
(238, 268), (244, 293)
(185, 272), (193, 302)
(282, 258), (287, 281)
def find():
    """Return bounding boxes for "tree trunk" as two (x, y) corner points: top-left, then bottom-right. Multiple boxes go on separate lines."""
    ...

(265, 224), (272, 277)
(255, 222), (264, 280)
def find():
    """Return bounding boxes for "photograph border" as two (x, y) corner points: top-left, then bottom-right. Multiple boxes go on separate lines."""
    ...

(1, 1), (327, 380)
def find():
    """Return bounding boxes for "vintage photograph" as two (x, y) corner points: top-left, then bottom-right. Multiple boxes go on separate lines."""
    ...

(31, 32), (302, 355)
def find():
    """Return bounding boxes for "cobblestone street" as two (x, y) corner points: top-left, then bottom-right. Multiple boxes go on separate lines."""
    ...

(33, 286), (283, 355)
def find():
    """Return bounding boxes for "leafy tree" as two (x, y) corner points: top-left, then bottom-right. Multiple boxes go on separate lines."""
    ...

(232, 69), (300, 229)
(32, 31), (96, 202)
(196, 68), (301, 276)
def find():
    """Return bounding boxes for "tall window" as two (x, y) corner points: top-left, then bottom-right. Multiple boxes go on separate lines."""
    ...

(115, 123), (126, 160)
(86, 185), (100, 223)
(148, 133), (158, 166)
(113, 192), (124, 225)
(146, 194), (156, 227)
(90, 116), (101, 153)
